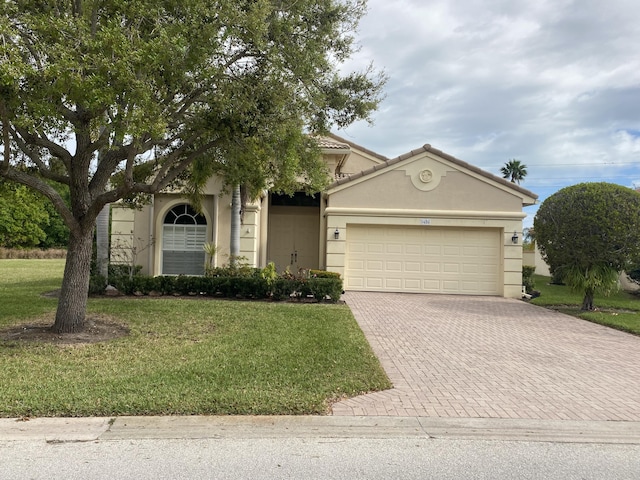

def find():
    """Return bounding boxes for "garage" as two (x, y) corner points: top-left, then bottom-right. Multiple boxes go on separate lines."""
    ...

(345, 225), (501, 295)
(323, 141), (537, 298)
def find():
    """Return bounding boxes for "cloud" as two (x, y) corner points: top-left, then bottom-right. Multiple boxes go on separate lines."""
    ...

(339, 0), (640, 201)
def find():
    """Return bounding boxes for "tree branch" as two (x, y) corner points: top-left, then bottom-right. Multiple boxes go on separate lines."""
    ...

(2, 165), (77, 231)
(14, 125), (74, 166)
(0, 101), (10, 175)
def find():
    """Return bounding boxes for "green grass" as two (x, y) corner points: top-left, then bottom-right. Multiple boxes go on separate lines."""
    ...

(0, 259), (66, 322)
(530, 274), (640, 335)
(0, 259), (391, 417)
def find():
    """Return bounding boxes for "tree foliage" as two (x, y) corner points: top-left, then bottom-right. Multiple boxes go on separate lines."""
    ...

(0, 180), (48, 248)
(0, 0), (385, 332)
(500, 159), (527, 184)
(534, 182), (640, 310)
(0, 178), (69, 248)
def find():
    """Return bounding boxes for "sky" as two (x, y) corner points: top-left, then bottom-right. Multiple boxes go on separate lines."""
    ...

(337, 0), (640, 229)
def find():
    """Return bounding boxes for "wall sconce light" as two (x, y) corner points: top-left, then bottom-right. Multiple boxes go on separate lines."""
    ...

(334, 228), (340, 240)
(511, 231), (519, 244)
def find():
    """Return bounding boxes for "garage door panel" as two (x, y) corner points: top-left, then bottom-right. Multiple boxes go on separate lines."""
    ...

(404, 262), (422, 272)
(443, 263), (459, 273)
(443, 246), (460, 256)
(442, 280), (461, 292)
(386, 278), (403, 289)
(346, 226), (501, 295)
(424, 245), (441, 255)
(348, 242), (366, 253)
(462, 263), (479, 274)
(404, 279), (422, 290)
(423, 263), (440, 272)
(386, 261), (403, 272)
(367, 243), (384, 254)
(347, 259), (365, 271)
(422, 279), (441, 290)
(346, 276), (364, 288)
(387, 243), (403, 254)
(463, 245), (479, 256)
(366, 260), (384, 271)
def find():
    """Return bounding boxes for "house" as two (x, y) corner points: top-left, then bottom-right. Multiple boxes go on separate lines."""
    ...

(110, 134), (537, 298)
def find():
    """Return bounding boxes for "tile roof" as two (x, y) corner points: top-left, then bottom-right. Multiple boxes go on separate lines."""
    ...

(329, 143), (538, 200)
(316, 137), (351, 150)
(327, 132), (390, 162)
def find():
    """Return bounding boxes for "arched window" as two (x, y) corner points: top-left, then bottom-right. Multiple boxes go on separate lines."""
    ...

(162, 204), (207, 275)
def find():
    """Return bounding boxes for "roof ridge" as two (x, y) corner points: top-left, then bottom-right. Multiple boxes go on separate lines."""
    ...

(328, 132), (390, 162)
(329, 143), (538, 199)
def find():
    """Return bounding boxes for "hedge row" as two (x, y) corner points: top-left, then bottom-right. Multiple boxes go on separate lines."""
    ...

(0, 248), (67, 259)
(92, 274), (343, 303)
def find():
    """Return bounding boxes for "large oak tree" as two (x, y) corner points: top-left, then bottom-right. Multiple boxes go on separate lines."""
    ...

(0, 0), (384, 332)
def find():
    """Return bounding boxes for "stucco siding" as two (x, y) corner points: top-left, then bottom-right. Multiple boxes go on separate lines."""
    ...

(340, 150), (385, 176)
(330, 169), (522, 213)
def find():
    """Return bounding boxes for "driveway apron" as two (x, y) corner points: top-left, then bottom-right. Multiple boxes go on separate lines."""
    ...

(332, 292), (640, 421)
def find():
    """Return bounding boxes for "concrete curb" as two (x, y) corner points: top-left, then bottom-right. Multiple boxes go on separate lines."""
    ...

(2, 416), (639, 444)
(0, 417), (112, 443)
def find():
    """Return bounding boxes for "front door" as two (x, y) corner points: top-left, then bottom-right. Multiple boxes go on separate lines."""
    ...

(267, 193), (320, 273)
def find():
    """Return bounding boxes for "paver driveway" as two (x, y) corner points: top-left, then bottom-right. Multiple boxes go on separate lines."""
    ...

(331, 292), (640, 421)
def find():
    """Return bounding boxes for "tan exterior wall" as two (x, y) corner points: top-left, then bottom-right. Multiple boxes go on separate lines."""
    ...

(522, 245), (551, 277)
(110, 205), (136, 266)
(239, 204), (261, 266)
(330, 157), (522, 213)
(339, 150), (384, 176)
(110, 174), (266, 275)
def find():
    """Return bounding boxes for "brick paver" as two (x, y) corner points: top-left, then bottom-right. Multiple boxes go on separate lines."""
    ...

(331, 292), (640, 421)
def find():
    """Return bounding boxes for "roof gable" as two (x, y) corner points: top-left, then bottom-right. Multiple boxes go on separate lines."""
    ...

(327, 143), (538, 206)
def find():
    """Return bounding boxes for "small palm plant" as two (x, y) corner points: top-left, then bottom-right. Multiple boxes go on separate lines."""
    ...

(203, 242), (217, 275)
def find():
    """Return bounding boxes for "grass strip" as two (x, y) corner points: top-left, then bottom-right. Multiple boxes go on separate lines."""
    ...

(530, 274), (640, 335)
(0, 260), (391, 417)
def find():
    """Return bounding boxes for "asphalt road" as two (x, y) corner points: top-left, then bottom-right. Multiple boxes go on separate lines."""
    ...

(2, 436), (639, 480)
(1, 416), (640, 479)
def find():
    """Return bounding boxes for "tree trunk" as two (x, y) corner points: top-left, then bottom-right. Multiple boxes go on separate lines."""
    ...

(53, 228), (94, 333)
(581, 290), (595, 311)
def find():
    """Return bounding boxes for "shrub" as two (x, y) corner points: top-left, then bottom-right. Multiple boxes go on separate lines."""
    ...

(89, 272), (343, 303)
(308, 278), (343, 303)
(522, 265), (536, 293)
(0, 247), (67, 259)
(108, 263), (142, 278)
(550, 267), (565, 285)
(89, 274), (107, 295)
(309, 269), (341, 279)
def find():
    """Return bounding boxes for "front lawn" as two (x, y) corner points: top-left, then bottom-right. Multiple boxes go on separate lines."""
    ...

(530, 274), (640, 335)
(0, 259), (391, 417)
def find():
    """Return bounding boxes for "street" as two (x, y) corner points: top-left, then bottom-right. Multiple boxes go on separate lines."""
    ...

(1, 416), (639, 479)
(2, 436), (639, 479)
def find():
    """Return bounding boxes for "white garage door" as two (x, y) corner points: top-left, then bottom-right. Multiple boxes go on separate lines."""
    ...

(345, 226), (501, 295)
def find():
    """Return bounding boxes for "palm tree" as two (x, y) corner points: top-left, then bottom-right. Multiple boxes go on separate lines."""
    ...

(500, 159), (527, 184)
